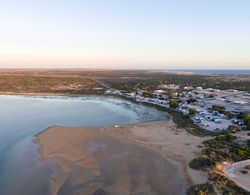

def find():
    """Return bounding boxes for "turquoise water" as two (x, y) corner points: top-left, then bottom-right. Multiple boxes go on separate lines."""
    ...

(0, 95), (166, 194)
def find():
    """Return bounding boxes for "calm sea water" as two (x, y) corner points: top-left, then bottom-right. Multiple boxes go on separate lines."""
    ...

(167, 69), (250, 75)
(0, 95), (167, 195)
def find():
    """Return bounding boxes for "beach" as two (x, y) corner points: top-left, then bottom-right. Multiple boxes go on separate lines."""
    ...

(0, 95), (168, 195)
(35, 120), (207, 195)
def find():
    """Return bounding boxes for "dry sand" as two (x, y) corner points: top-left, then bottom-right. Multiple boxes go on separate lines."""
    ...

(35, 120), (208, 195)
(100, 120), (208, 184)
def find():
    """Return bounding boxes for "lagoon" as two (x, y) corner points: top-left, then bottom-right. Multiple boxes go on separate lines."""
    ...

(0, 95), (167, 194)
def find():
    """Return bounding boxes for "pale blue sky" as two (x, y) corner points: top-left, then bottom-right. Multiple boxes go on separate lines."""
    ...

(0, 0), (249, 69)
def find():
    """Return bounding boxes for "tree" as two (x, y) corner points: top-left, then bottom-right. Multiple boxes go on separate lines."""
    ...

(237, 112), (245, 119)
(224, 111), (233, 119)
(142, 91), (150, 97)
(169, 100), (178, 109)
(212, 105), (225, 113)
(246, 121), (250, 130)
(244, 113), (250, 129)
(124, 84), (131, 92)
(244, 113), (250, 123)
(187, 98), (197, 104)
(167, 90), (173, 99)
(189, 108), (197, 115)
(142, 91), (153, 98)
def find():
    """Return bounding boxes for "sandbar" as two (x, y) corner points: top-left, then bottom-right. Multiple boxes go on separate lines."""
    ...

(35, 120), (207, 195)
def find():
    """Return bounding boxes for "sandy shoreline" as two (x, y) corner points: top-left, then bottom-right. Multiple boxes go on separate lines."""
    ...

(0, 92), (96, 97)
(35, 120), (208, 195)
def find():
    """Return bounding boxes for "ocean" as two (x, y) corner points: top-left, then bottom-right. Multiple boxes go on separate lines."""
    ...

(166, 69), (250, 75)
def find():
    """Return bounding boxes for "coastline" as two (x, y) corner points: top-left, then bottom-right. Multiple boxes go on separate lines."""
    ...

(0, 92), (94, 97)
(35, 120), (208, 195)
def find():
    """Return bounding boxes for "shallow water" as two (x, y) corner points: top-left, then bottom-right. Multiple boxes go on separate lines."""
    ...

(0, 95), (166, 195)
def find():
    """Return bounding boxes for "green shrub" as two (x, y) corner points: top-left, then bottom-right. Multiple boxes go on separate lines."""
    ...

(189, 107), (197, 115)
(169, 100), (179, 108)
(189, 156), (215, 170)
(187, 183), (216, 195)
(212, 105), (225, 113)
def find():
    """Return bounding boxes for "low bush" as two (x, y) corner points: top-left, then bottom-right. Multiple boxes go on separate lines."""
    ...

(210, 172), (249, 195)
(189, 156), (215, 170)
(187, 183), (216, 195)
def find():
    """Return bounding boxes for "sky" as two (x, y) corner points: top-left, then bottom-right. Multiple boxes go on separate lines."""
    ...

(0, 0), (249, 69)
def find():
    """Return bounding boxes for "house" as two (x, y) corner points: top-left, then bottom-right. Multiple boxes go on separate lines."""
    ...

(153, 90), (166, 94)
(233, 100), (247, 105)
(227, 124), (241, 132)
(158, 84), (180, 90)
(184, 86), (193, 90)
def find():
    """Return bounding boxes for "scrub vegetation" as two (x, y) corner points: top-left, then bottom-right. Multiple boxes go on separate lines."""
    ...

(189, 133), (250, 194)
(0, 74), (103, 95)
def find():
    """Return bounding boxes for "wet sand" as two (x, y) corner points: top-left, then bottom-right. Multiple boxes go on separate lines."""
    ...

(35, 120), (207, 195)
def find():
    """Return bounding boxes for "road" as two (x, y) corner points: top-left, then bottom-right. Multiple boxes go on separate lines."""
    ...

(89, 77), (113, 90)
(221, 160), (250, 192)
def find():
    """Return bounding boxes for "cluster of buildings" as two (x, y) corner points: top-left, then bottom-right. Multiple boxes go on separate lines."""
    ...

(105, 84), (250, 132)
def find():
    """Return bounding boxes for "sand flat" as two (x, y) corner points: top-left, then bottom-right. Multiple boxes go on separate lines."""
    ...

(101, 120), (208, 185)
(35, 120), (206, 195)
